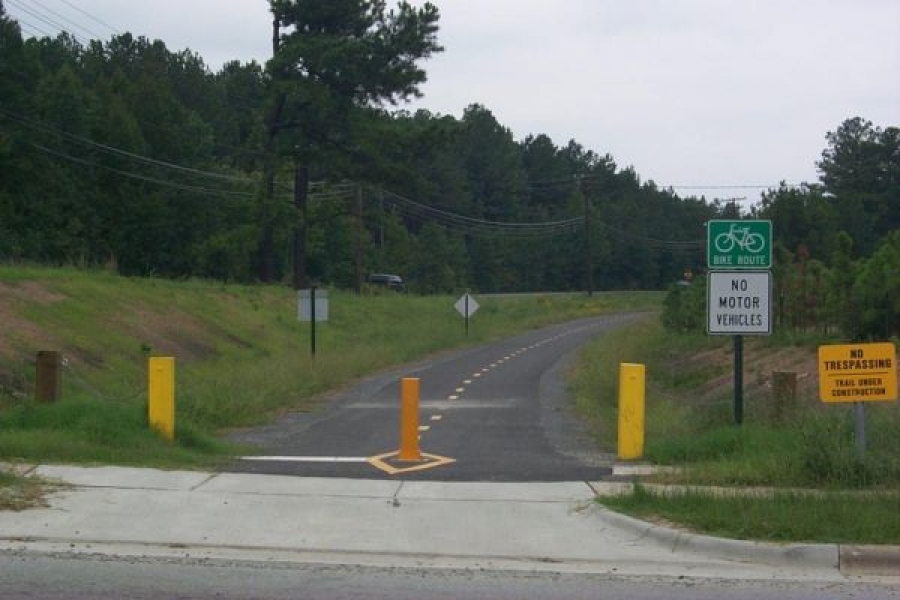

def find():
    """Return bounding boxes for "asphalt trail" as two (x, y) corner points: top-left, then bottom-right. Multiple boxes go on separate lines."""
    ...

(226, 313), (647, 481)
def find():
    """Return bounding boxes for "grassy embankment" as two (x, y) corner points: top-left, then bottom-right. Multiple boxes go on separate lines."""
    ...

(571, 317), (900, 544)
(0, 265), (662, 507)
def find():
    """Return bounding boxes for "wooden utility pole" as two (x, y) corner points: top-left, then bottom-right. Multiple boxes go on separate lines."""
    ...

(259, 15), (286, 282)
(354, 184), (364, 294)
(581, 176), (594, 297)
(293, 165), (309, 290)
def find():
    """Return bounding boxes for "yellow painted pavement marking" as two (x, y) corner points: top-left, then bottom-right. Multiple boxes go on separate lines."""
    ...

(368, 451), (456, 475)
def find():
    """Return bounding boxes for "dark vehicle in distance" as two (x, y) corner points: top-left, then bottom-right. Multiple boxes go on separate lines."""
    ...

(368, 273), (405, 291)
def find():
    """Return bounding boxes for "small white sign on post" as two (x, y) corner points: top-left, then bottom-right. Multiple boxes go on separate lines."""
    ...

(707, 271), (771, 335)
(297, 288), (329, 322)
(454, 293), (479, 318)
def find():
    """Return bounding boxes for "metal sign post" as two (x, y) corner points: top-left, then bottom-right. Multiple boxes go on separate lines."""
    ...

(817, 342), (898, 458)
(298, 287), (329, 356)
(454, 293), (479, 336)
(706, 219), (773, 426)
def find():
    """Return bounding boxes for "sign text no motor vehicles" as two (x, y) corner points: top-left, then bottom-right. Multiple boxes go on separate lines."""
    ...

(707, 271), (772, 335)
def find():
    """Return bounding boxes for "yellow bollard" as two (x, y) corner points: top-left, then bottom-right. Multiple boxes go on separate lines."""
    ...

(148, 357), (175, 441)
(617, 362), (645, 460)
(398, 377), (422, 461)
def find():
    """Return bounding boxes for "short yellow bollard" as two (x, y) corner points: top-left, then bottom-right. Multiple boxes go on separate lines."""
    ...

(398, 377), (422, 461)
(617, 362), (645, 460)
(148, 357), (175, 441)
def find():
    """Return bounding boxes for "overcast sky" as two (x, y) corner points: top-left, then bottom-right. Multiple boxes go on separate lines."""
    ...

(8, 0), (900, 207)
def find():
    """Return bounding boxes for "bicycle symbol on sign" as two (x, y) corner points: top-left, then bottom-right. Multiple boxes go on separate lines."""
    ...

(714, 223), (766, 254)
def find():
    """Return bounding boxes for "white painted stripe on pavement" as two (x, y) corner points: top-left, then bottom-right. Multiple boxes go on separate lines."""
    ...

(240, 456), (369, 463)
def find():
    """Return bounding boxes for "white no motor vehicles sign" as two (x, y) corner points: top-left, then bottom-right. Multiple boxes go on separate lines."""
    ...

(707, 271), (771, 335)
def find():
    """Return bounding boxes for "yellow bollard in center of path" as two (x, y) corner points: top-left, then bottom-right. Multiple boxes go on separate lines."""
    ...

(398, 377), (422, 461)
(617, 362), (645, 460)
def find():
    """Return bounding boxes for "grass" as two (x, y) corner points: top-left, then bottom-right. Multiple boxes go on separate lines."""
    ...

(602, 485), (900, 544)
(0, 265), (662, 469)
(572, 316), (900, 542)
(0, 470), (50, 511)
(0, 396), (235, 468)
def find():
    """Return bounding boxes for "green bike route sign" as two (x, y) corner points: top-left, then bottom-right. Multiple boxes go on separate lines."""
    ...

(707, 219), (772, 269)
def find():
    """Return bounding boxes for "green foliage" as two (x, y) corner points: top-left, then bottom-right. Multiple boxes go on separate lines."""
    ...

(798, 411), (900, 488)
(0, 395), (233, 467)
(602, 486), (900, 544)
(661, 278), (706, 332)
(818, 117), (900, 257)
(852, 231), (900, 339)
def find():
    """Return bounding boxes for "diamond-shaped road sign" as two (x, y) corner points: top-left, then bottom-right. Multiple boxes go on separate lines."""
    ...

(454, 293), (479, 318)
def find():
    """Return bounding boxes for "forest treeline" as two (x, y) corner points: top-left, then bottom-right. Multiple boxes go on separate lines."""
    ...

(1, 2), (897, 310)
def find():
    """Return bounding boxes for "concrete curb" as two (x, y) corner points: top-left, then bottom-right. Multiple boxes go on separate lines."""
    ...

(592, 503), (839, 570)
(594, 469), (900, 577)
(840, 545), (900, 576)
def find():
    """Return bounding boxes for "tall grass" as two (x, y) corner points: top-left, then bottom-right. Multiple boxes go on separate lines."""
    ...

(602, 485), (900, 544)
(572, 317), (900, 489)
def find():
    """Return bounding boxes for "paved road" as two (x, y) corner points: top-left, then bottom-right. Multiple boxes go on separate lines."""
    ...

(227, 313), (644, 481)
(4, 552), (897, 600)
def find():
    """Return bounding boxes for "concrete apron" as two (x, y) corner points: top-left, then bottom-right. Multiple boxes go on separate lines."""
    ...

(0, 465), (895, 579)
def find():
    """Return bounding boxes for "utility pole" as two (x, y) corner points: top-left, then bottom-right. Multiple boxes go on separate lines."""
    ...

(354, 184), (364, 294)
(292, 165), (309, 290)
(259, 15), (286, 282)
(379, 189), (385, 248)
(581, 176), (594, 297)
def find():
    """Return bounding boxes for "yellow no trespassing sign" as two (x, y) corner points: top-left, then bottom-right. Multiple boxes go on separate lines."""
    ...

(818, 342), (898, 403)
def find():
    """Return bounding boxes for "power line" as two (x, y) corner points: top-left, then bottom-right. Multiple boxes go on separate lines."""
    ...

(667, 184), (804, 190)
(15, 20), (54, 38)
(57, 0), (120, 36)
(524, 173), (804, 193)
(15, 0), (105, 40)
(0, 107), (260, 185)
(5, 0), (87, 45)
(378, 188), (583, 238)
(29, 142), (260, 201)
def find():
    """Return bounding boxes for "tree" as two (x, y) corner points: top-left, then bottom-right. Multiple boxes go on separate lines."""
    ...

(852, 232), (900, 339)
(817, 117), (900, 257)
(258, 0), (443, 284)
(756, 183), (837, 260)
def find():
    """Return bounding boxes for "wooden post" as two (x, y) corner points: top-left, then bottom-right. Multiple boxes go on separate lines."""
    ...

(772, 371), (797, 422)
(35, 351), (62, 402)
